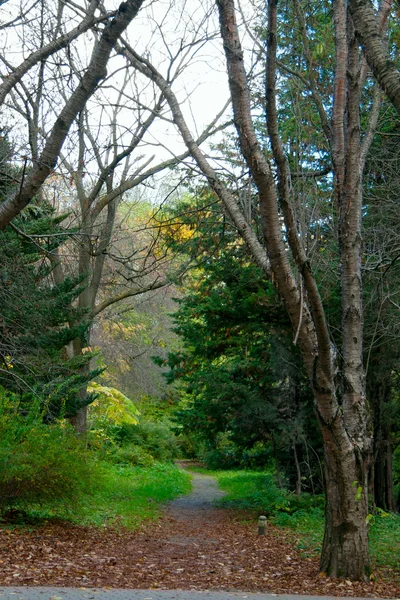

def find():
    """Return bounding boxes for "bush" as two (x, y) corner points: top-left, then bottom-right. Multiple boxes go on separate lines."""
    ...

(105, 444), (155, 467)
(0, 393), (99, 511)
(216, 471), (289, 513)
(202, 432), (241, 469)
(110, 419), (180, 463)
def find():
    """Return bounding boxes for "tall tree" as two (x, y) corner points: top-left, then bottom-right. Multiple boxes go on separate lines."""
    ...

(0, 137), (98, 418)
(120, 0), (391, 579)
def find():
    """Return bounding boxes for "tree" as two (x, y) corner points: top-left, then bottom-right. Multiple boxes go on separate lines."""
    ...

(0, 0), (145, 228)
(0, 140), (99, 418)
(159, 196), (319, 484)
(119, 0), (393, 579)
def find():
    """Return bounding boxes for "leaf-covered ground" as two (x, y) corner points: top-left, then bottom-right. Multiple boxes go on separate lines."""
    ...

(0, 473), (399, 597)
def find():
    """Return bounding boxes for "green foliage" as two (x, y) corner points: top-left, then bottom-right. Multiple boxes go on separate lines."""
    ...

(104, 445), (155, 468)
(369, 510), (400, 570)
(0, 391), (99, 511)
(215, 469), (323, 515)
(19, 462), (192, 530)
(157, 194), (319, 487)
(108, 420), (180, 463)
(0, 136), (100, 419)
(88, 383), (140, 426)
(202, 432), (243, 470)
(198, 434), (273, 471)
(0, 384), (190, 529)
(0, 226), (98, 419)
(88, 389), (180, 466)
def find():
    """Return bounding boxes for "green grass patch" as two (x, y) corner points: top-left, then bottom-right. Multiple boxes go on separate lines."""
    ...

(213, 469), (323, 514)
(1, 462), (191, 531)
(369, 510), (400, 570)
(204, 468), (400, 571)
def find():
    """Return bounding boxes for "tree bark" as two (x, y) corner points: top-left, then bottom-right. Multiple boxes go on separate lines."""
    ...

(348, 0), (400, 114)
(321, 442), (370, 577)
(293, 445), (302, 496)
(0, 0), (104, 107)
(370, 376), (395, 511)
(217, 0), (371, 579)
(69, 404), (88, 435)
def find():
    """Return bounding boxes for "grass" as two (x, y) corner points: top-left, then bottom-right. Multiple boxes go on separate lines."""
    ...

(1, 462), (192, 531)
(77, 461), (192, 529)
(203, 468), (400, 571)
(369, 510), (400, 570)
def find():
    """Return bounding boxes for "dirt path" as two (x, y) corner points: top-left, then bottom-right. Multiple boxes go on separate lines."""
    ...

(167, 468), (226, 516)
(0, 466), (398, 598)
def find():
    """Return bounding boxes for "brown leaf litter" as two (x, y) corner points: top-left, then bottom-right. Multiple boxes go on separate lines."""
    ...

(0, 468), (398, 597)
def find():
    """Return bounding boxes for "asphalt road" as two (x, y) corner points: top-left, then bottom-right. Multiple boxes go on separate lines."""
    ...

(0, 588), (394, 600)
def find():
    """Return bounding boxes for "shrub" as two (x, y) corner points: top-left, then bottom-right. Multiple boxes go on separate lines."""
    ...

(110, 419), (180, 462)
(215, 469), (324, 517)
(0, 393), (99, 511)
(105, 444), (155, 467)
(203, 432), (241, 469)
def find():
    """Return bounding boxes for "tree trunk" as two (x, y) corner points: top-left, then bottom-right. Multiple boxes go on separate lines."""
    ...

(319, 413), (370, 578)
(69, 407), (87, 435)
(293, 445), (302, 496)
(272, 433), (283, 489)
(67, 333), (90, 434)
(374, 424), (394, 512)
(385, 430), (394, 512)
(369, 366), (395, 511)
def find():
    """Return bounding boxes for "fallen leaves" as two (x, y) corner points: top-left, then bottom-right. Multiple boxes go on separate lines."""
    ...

(0, 505), (398, 597)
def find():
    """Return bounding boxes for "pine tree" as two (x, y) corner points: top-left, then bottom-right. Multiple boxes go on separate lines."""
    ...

(0, 137), (100, 420)
(157, 195), (321, 488)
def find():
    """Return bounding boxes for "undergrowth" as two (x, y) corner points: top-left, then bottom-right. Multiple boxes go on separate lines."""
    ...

(0, 463), (191, 531)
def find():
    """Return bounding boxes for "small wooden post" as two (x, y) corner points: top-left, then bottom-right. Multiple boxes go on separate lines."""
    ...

(258, 515), (267, 535)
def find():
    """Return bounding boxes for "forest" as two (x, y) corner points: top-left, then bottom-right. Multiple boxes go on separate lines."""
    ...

(0, 0), (400, 588)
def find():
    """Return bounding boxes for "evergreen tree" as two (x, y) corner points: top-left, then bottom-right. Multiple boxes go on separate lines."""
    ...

(0, 138), (100, 419)
(157, 195), (321, 490)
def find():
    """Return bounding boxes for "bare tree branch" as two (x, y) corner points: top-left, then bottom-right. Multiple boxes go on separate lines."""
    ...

(118, 40), (272, 277)
(91, 279), (167, 318)
(0, 1), (111, 106)
(0, 0), (144, 230)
